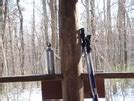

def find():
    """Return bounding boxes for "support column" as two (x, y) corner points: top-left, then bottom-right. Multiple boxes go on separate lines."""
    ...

(59, 0), (84, 101)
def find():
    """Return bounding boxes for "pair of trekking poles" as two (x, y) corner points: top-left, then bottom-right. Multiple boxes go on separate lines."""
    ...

(80, 28), (98, 101)
(46, 28), (98, 101)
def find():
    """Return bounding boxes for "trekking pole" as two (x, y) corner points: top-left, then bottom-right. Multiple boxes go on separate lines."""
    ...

(80, 28), (98, 101)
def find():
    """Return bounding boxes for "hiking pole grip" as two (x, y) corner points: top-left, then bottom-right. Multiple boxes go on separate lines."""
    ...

(79, 28), (98, 101)
(79, 28), (86, 50)
(85, 35), (91, 53)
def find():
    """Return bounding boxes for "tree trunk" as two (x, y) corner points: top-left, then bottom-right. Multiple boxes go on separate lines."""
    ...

(50, 0), (61, 74)
(106, 0), (113, 71)
(8, 14), (15, 75)
(90, 0), (98, 70)
(16, 0), (25, 89)
(59, 0), (84, 101)
(0, 0), (3, 91)
(42, 0), (49, 75)
(50, 0), (57, 49)
(42, 0), (49, 46)
(86, 0), (90, 33)
(2, 0), (8, 76)
(50, 0), (60, 74)
(117, 0), (127, 70)
(31, 0), (37, 74)
(16, 0), (24, 75)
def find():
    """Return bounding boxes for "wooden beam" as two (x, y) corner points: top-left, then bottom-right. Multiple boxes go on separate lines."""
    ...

(83, 78), (105, 98)
(0, 72), (133, 83)
(59, 0), (84, 101)
(95, 72), (134, 79)
(42, 80), (62, 99)
(42, 77), (105, 99)
(81, 72), (134, 79)
(0, 74), (62, 83)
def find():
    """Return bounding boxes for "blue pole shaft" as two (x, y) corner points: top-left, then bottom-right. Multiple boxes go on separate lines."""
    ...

(84, 48), (98, 101)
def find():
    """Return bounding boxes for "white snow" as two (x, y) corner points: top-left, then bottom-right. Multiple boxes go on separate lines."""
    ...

(1, 88), (134, 101)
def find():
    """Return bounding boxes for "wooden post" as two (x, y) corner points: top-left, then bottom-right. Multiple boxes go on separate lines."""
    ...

(59, 0), (84, 101)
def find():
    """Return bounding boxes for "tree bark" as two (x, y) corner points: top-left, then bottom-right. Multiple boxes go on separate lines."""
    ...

(0, 0), (3, 91)
(107, 0), (113, 71)
(42, 0), (49, 46)
(86, 0), (90, 33)
(8, 14), (15, 75)
(2, 0), (8, 76)
(50, 0), (57, 49)
(17, 0), (24, 75)
(117, 0), (127, 70)
(31, 0), (37, 74)
(90, 0), (98, 70)
(59, 0), (84, 101)
(16, 0), (25, 89)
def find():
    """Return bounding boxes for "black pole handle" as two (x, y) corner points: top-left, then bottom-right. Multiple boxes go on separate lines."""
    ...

(79, 28), (91, 53)
(85, 35), (91, 53)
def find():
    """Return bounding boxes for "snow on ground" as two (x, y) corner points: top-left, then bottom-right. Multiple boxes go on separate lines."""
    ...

(19, 88), (42, 101)
(84, 98), (105, 101)
(1, 88), (134, 101)
(0, 88), (42, 101)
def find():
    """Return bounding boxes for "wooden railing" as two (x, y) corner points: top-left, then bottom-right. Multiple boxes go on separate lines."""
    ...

(83, 72), (134, 79)
(0, 72), (133, 99)
(0, 72), (133, 83)
(0, 74), (62, 83)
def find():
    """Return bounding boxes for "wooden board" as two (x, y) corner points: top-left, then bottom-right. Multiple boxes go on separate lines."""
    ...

(0, 72), (133, 83)
(42, 80), (62, 99)
(42, 74), (105, 99)
(83, 77), (105, 98)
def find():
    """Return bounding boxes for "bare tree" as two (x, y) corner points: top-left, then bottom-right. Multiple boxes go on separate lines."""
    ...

(117, 0), (127, 70)
(90, 0), (98, 70)
(107, 0), (112, 64)
(42, 0), (49, 46)
(49, 0), (61, 74)
(86, 0), (90, 33)
(50, 0), (57, 48)
(8, 12), (15, 75)
(2, 0), (8, 76)
(31, 0), (37, 74)
(16, 0), (25, 89)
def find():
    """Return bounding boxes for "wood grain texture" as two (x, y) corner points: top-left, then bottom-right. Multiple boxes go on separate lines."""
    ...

(59, 0), (84, 100)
